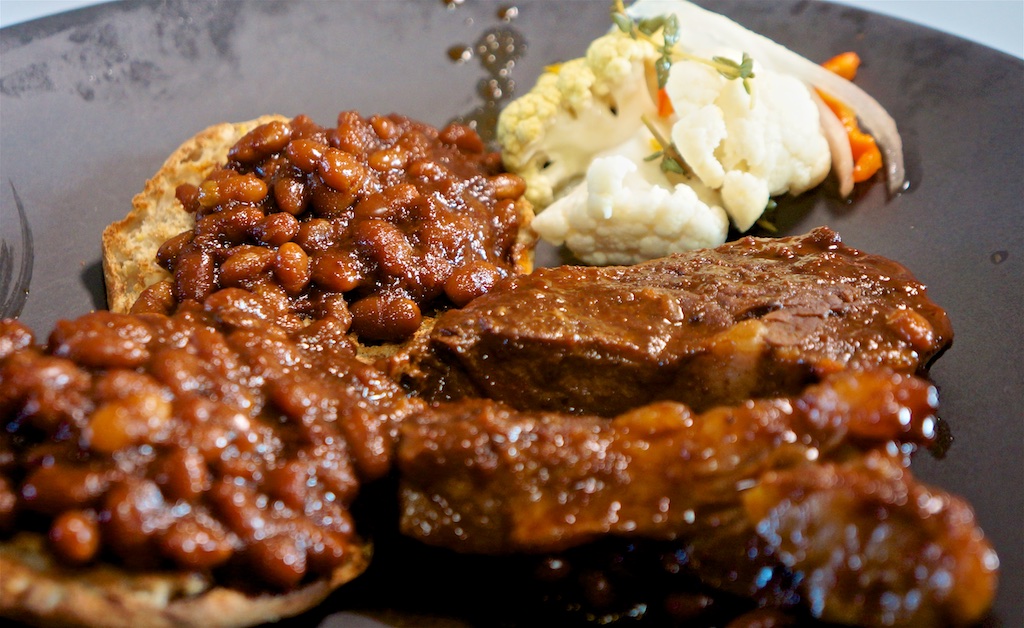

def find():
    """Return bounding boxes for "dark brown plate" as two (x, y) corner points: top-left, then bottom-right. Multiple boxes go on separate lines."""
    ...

(1, 1), (1021, 625)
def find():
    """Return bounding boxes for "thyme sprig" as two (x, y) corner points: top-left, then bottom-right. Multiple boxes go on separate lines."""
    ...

(611, 0), (755, 93)
(641, 115), (686, 175)
(612, 0), (756, 174)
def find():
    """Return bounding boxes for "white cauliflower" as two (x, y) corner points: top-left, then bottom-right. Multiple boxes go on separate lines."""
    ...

(496, 31), (659, 208)
(498, 0), (835, 264)
(665, 53), (830, 230)
(532, 155), (729, 265)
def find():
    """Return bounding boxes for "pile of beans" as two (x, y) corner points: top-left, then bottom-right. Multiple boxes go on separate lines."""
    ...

(135, 112), (529, 343)
(0, 288), (422, 590)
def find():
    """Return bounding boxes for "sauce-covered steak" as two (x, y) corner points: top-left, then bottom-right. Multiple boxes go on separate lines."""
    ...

(388, 227), (952, 415)
(397, 371), (997, 626)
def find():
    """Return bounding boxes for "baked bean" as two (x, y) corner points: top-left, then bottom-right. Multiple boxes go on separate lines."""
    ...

(158, 511), (236, 570)
(247, 532), (307, 590)
(229, 120), (293, 164)
(274, 242), (311, 296)
(439, 122), (485, 153)
(353, 218), (416, 277)
(102, 479), (167, 564)
(196, 205), (264, 243)
(312, 296), (354, 331)
(21, 466), (108, 515)
(334, 110), (376, 154)
(0, 319), (34, 360)
(294, 218), (335, 254)
(491, 198), (522, 249)
(49, 311), (152, 369)
(354, 183), (422, 221)
(306, 526), (353, 575)
(406, 158), (449, 183)
(273, 177), (308, 216)
(49, 510), (100, 564)
(369, 114), (399, 141)
(368, 145), (409, 172)
(311, 252), (363, 292)
(286, 139), (328, 173)
(489, 172), (527, 200)
(131, 280), (176, 315)
(310, 180), (359, 220)
(0, 352), (91, 430)
(350, 294), (422, 342)
(174, 183), (201, 214)
(264, 461), (309, 511)
(174, 250), (216, 303)
(86, 393), (172, 453)
(93, 369), (166, 405)
(290, 114), (328, 143)
(307, 444), (359, 504)
(254, 212), (299, 246)
(319, 148), (371, 197)
(251, 282), (295, 325)
(444, 260), (503, 307)
(220, 247), (275, 288)
(154, 447), (211, 500)
(294, 314), (355, 355)
(157, 230), (194, 271)
(886, 308), (936, 353)
(227, 174), (269, 204)
(204, 287), (275, 330)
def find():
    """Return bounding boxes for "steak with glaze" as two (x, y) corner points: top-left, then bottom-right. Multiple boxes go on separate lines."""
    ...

(388, 227), (952, 415)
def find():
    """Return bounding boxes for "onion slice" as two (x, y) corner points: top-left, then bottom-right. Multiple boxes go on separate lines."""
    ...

(811, 89), (855, 198)
(629, 0), (906, 195)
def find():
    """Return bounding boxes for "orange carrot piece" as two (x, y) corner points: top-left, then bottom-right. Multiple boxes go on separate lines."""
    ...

(822, 51), (861, 81)
(819, 52), (882, 183)
(817, 90), (883, 183)
(657, 87), (675, 118)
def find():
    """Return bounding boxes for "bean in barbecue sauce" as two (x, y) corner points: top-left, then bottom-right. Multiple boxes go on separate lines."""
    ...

(0, 293), (422, 590)
(137, 112), (530, 343)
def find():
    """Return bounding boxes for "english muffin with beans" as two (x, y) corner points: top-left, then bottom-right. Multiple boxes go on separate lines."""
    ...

(0, 296), (424, 627)
(102, 112), (535, 360)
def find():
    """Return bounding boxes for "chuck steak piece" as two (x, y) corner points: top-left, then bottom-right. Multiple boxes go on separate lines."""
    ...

(397, 371), (998, 626)
(388, 227), (952, 415)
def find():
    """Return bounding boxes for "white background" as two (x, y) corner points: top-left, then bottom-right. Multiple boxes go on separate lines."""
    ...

(1, 0), (1022, 59)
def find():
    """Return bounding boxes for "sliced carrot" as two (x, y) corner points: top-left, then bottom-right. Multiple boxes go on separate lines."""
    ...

(657, 87), (675, 118)
(816, 89), (883, 183)
(818, 52), (882, 183)
(822, 51), (861, 81)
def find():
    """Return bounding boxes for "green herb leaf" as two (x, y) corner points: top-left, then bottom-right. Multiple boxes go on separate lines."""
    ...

(612, 12), (635, 36)
(643, 151), (664, 162)
(661, 156), (685, 174)
(739, 52), (755, 78)
(637, 16), (665, 36)
(656, 56), (672, 89)
(662, 14), (680, 48)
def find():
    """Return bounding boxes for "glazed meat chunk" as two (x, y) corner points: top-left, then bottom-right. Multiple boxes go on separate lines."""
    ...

(389, 228), (953, 415)
(397, 370), (996, 626)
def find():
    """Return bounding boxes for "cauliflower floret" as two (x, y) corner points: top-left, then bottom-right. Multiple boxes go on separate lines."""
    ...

(497, 31), (659, 208)
(532, 155), (729, 265)
(665, 52), (830, 230)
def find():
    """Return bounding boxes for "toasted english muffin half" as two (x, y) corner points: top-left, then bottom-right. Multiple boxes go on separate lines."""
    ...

(102, 115), (289, 315)
(0, 532), (371, 628)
